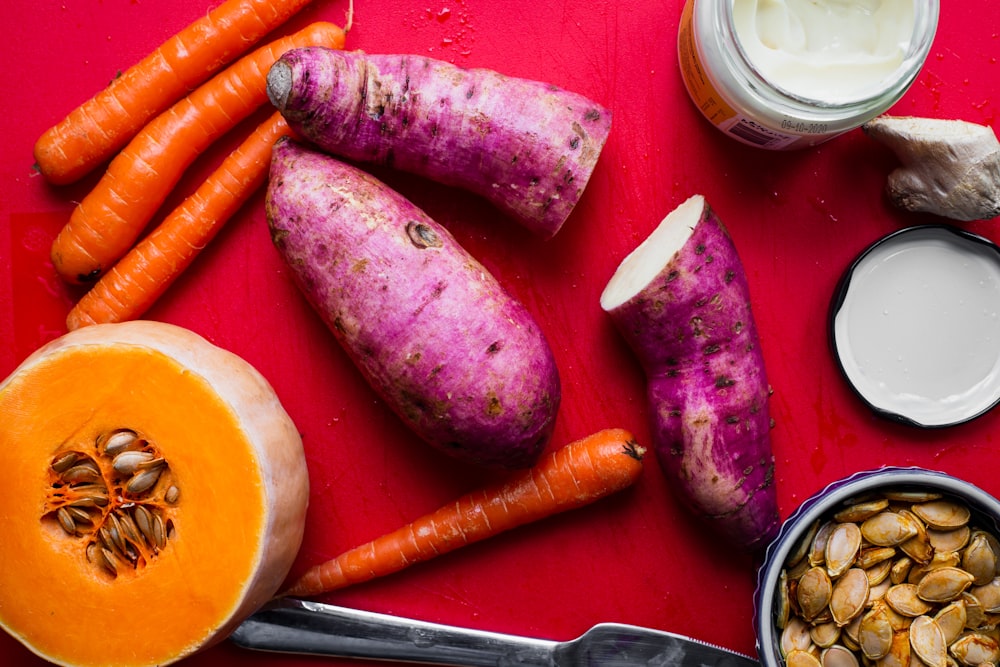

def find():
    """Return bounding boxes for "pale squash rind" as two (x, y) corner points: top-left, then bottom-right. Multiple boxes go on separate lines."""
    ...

(0, 321), (309, 667)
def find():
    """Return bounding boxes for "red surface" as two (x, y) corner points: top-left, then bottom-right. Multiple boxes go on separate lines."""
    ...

(2, 1), (999, 665)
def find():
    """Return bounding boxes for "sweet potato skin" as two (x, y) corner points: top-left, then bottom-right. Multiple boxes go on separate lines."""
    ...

(603, 199), (778, 550)
(266, 138), (560, 469)
(266, 47), (612, 239)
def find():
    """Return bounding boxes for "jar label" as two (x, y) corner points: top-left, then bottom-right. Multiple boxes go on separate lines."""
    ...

(677, 0), (817, 150)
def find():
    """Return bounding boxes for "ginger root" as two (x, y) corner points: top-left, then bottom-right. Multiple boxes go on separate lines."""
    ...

(863, 115), (1000, 222)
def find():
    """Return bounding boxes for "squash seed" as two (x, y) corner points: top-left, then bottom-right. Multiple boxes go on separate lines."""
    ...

(98, 548), (118, 577)
(886, 584), (934, 617)
(909, 616), (948, 667)
(912, 501), (972, 531)
(880, 628), (912, 667)
(112, 451), (155, 475)
(787, 649), (823, 667)
(859, 605), (895, 660)
(827, 522), (863, 577)
(970, 579), (1000, 613)
(963, 532), (1000, 586)
(835, 499), (891, 524)
(929, 526), (972, 554)
(164, 485), (180, 504)
(949, 632), (1000, 666)
(867, 560), (894, 588)
(822, 645), (860, 667)
(862, 512), (920, 547)
(781, 617), (813, 657)
(917, 568), (975, 604)
(50, 452), (79, 474)
(812, 622), (843, 649)
(56, 507), (76, 535)
(126, 467), (162, 495)
(832, 568), (870, 627)
(934, 600), (968, 645)
(102, 429), (139, 456)
(799, 566), (834, 621)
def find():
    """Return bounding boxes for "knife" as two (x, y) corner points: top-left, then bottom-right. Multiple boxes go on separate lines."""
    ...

(230, 597), (761, 667)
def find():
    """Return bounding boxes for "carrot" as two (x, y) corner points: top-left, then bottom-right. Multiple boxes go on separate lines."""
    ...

(281, 428), (645, 598)
(65, 113), (292, 331)
(49, 21), (347, 286)
(33, 0), (315, 185)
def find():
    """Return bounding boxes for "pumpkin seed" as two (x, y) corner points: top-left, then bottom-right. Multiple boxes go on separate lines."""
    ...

(918, 568), (975, 604)
(859, 605), (895, 660)
(832, 568), (870, 627)
(869, 559), (896, 588)
(888, 584), (934, 617)
(112, 450), (155, 475)
(811, 522), (836, 567)
(929, 527), (972, 554)
(822, 645), (860, 667)
(63, 462), (102, 485)
(949, 633), (1000, 666)
(98, 547), (118, 576)
(836, 499), (891, 524)
(910, 616), (948, 667)
(812, 622), (843, 649)
(51, 452), (79, 473)
(781, 617), (812, 657)
(102, 429), (139, 456)
(789, 520), (822, 569)
(912, 501), (972, 531)
(828, 523), (864, 577)
(879, 628), (912, 667)
(164, 485), (180, 504)
(970, 579), (1000, 614)
(964, 532), (1000, 586)
(787, 649), (823, 667)
(862, 512), (921, 547)
(799, 566), (834, 621)
(56, 507), (76, 535)
(935, 601), (969, 645)
(133, 505), (154, 545)
(126, 467), (162, 495)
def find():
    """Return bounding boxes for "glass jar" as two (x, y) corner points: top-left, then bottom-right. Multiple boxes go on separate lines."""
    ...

(677, 0), (939, 150)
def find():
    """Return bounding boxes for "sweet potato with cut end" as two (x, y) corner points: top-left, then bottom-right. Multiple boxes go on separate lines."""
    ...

(266, 138), (560, 469)
(600, 194), (778, 550)
(266, 47), (612, 239)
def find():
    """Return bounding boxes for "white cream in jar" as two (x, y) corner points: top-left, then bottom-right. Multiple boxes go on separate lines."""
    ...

(733, 0), (915, 103)
(677, 0), (938, 149)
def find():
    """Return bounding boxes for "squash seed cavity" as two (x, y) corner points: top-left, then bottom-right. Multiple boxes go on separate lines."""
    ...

(43, 428), (179, 579)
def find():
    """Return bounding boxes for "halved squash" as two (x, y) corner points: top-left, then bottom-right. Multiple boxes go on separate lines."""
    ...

(0, 321), (309, 667)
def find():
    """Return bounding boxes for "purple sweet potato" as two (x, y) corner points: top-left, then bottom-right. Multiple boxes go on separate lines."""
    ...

(600, 195), (778, 550)
(265, 47), (612, 239)
(266, 137), (560, 469)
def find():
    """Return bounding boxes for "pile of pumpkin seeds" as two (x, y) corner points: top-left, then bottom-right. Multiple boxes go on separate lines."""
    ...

(45, 428), (179, 578)
(776, 489), (1000, 667)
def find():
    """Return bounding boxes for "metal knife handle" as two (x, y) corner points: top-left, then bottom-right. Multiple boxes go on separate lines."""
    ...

(230, 598), (558, 667)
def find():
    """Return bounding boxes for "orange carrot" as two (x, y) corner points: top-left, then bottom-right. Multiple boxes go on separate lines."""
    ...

(34, 0), (315, 185)
(281, 428), (645, 598)
(50, 21), (346, 286)
(65, 113), (292, 331)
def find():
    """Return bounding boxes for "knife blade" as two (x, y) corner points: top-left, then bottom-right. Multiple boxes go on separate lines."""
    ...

(230, 597), (761, 667)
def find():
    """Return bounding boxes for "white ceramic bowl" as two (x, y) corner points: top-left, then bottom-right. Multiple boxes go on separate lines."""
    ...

(754, 467), (1000, 667)
(830, 225), (1000, 428)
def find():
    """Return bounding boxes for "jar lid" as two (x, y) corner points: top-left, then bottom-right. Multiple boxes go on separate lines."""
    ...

(830, 225), (1000, 428)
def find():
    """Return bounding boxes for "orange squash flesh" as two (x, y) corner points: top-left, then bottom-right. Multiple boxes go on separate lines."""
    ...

(0, 321), (308, 667)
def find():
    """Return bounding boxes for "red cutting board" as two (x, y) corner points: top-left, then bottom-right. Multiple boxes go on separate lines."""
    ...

(2, 1), (999, 665)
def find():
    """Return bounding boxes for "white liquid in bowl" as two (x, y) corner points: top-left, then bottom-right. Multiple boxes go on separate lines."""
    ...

(832, 226), (1000, 427)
